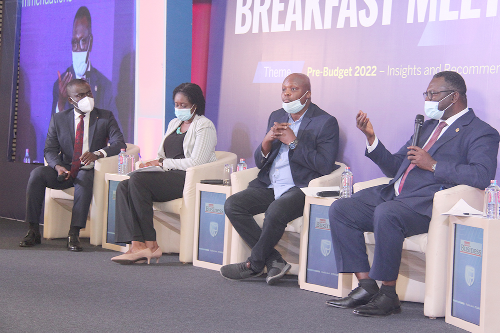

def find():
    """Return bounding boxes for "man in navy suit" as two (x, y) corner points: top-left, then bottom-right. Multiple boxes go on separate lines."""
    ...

(326, 71), (499, 316)
(220, 73), (340, 285)
(20, 79), (125, 251)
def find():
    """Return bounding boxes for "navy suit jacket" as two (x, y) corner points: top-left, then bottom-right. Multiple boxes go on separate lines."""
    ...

(359, 109), (499, 218)
(44, 107), (126, 169)
(249, 103), (340, 189)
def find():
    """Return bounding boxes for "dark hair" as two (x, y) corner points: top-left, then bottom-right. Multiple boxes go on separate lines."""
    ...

(433, 71), (467, 100)
(172, 83), (206, 115)
(74, 6), (92, 32)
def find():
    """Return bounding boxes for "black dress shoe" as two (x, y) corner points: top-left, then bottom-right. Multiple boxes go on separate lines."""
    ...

(19, 229), (41, 247)
(326, 286), (375, 309)
(67, 234), (83, 252)
(353, 292), (401, 317)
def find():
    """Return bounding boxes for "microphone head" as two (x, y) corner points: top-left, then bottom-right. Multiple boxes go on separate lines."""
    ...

(415, 114), (424, 125)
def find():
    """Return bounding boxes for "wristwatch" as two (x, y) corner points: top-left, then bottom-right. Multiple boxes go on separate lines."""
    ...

(431, 163), (437, 172)
(158, 158), (164, 167)
(289, 139), (299, 150)
(93, 151), (104, 159)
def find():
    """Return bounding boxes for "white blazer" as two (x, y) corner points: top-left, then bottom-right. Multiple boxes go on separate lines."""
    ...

(156, 114), (217, 171)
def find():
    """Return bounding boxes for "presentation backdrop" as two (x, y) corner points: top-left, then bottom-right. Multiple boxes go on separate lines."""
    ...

(16, 0), (135, 163)
(214, 0), (500, 182)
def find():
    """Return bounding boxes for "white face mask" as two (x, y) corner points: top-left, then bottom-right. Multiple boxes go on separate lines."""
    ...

(424, 92), (455, 120)
(72, 51), (89, 78)
(282, 91), (308, 114)
(71, 96), (94, 113)
(175, 106), (195, 121)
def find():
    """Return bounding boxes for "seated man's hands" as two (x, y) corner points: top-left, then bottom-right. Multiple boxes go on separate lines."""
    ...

(55, 165), (70, 181)
(80, 152), (98, 165)
(139, 160), (161, 168)
(356, 110), (376, 145)
(261, 122), (297, 156)
(407, 146), (436, 172)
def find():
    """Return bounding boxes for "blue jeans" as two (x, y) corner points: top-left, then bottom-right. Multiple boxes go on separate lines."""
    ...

(224, 186), (305, 272)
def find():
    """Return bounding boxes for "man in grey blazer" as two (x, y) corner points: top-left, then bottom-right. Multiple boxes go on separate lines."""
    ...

(221, 73), (340, 285)
(20, 79), (125, 251)
(326, 71), (499, 316)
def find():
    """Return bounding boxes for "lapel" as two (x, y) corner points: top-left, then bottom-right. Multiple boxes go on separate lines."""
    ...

(68, 109), (76, 146)
(296, 104), (314, 141)
(88, 108), (99, 150)
(426, 109), (475, 156)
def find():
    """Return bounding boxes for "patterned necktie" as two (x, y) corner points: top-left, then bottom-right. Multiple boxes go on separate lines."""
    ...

(70, 114), (85, 179)
(398, 121), (448, 194)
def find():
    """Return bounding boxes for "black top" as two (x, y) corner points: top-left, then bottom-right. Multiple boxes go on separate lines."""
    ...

(163, 130), (186, 159)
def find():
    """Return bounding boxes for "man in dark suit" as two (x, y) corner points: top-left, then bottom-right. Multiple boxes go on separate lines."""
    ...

(220, 73), (340, 285)
(20, 79), (125, 251)
(52, 6), (115, 117)
(326, 71), (499, 316)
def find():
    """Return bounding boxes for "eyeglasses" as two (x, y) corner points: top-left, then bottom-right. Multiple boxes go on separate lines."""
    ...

(71, 34), (92, 52)
(422, 90), (455, 100)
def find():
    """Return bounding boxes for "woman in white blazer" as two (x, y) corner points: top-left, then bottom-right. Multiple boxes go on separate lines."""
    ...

(112, 83), (217, 264)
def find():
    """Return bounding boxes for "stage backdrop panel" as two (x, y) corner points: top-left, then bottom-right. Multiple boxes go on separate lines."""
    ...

(211, 0), (500, 182)
(16, 0), (135, 163)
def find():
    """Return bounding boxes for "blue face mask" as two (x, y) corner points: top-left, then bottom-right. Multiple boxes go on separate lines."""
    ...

(175, 106), (195, 121)
(282, 91), (308, 114)
(424, 92), (454, 120)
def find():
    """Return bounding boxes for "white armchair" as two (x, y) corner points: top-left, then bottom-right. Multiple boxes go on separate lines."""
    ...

(43, 143), (140, 245)
(353, 177), (484, 318)
(229, 163), (347, 275)
(151, 151), (237, 263)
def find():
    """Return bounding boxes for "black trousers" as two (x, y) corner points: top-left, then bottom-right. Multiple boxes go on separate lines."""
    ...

(329, 188), (431, 281)
(114, 170), (185, 243)
(25, 165), (94, 229)
(224, 186), (305, 272)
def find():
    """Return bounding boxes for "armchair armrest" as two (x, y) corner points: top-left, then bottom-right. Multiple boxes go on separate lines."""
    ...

(308, 163), (347, 187)
(230, 167), (260, 194)
(353, 177), (392, 193)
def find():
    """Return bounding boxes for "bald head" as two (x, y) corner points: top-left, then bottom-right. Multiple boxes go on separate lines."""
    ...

(283, 73), (311, 91)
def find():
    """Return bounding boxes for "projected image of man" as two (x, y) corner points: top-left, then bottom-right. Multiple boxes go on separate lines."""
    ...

(220, 73), (340, 285)
(52, 6), (116, 117)
(326, 71), (499, 317)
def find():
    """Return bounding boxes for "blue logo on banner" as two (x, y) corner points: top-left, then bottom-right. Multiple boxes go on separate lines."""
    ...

(253, 61), (305, 83)
(320, 239), (331, 257)
(210, 222), (218, 237)
(465, 265), (475, 287)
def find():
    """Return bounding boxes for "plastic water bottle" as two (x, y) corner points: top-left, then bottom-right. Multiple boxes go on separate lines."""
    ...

(340, 167), (353, 199)
(23, 149), (31, 164)
(483, 180), (499, 219)
(237, 158), (247, 172)
(118, 149), (127, 175)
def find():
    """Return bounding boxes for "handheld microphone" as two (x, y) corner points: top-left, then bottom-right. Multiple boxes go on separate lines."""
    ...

(412, 114), (425, 147)
(57, 173), (67, 182)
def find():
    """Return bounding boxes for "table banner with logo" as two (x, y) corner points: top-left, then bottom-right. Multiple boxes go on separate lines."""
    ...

(198, 191), (226, 265)
(452, 224), (483, 326)
(306, 204), (338, 289)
